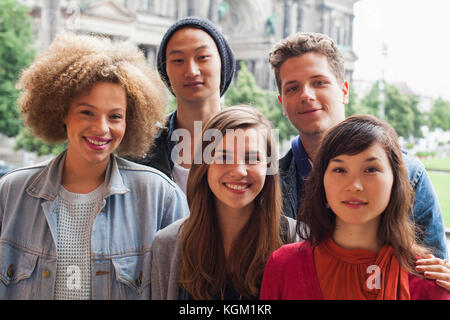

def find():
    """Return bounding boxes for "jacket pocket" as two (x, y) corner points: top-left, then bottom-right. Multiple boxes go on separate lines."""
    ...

(0, 242), (38, 299)
(111, 251), (151, 299)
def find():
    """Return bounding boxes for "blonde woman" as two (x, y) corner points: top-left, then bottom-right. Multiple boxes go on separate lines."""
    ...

(151, 106), (297, 300)
(0, 32), (188, 300)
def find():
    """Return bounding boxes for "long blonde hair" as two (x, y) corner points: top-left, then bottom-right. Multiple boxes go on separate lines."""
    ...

(179, 106), (283, 299)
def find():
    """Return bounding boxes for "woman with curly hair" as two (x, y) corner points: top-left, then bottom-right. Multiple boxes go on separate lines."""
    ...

(151, 106), (297, 300)
(0, 32), (188, 300)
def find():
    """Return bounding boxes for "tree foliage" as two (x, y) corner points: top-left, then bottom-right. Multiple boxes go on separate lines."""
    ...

(14, 128), (66, 157)
(349, 81), (425, 139)
(225, 61), (297, 141)
(0, 0), (35, 137)
(429, 98), (450, 131)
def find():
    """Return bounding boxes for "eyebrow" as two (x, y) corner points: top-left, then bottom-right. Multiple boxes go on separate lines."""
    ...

(282, 75), (329, 88)
(214, 149), (261, 155)
(330, 157), (381, 163)
(75, 103), (125, 112)
(167, 45), (210, 56)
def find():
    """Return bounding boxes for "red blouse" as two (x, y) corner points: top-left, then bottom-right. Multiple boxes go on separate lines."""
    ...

(260, 241), (450, 300)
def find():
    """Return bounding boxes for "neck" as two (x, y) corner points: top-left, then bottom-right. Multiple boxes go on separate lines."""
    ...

(175, 97), (221, 133)
(332, 217), (382, 253)
(298, 132), (324, 162)
(215, 202), (254, 259)
(175, 97), (221, 169)
(62, 149), (108, 193)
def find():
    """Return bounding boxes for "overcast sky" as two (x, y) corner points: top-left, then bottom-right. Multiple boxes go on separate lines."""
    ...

(352, 0), (450, 100)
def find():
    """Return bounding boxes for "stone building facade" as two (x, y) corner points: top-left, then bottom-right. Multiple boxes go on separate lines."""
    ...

(21, 0), (358, 90)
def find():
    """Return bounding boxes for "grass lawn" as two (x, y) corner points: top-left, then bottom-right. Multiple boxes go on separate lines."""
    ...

(420, 157), (450, 171)
(428, 172), (450, 229)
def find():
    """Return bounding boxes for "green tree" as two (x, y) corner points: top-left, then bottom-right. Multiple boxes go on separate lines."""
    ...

(345, 84), (360, 117)
(407, 94), (425, 138)
(357, 82), (424, 139)
(0, 0), (35, 137)
(14, 128), (66, 156)
(429, 98), (450, 131)
(225, 61), (297, 141)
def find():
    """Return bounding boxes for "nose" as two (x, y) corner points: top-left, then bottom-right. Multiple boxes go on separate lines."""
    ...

(345, 174), (363, 193)
(299, 84), (315, 103)
(185, 59), (200, 78)
(229, 163), (248, 178)
(92, 116), (109, 135)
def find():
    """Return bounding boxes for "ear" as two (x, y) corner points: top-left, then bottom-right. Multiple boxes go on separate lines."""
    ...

(342, 80), (349, 105)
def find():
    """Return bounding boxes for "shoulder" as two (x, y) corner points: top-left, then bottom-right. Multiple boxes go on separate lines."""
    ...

(115, 156), (177, 189)
(270, 241), (308, 266)
(402, 153), (426, 187)
(0, 160), (50, 190)
(409, 274), (450, 300)
(153, 218), (186, 248)
(280, 216), (299, 244)
(279, 148), (293, 174)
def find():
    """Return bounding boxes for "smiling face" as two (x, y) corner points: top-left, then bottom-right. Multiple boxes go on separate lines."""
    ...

(165, 27), (222, 105)
(64, 82), (127, 168)
(323, 142), (394, 229)
(207, 128), (267, 214)
(279, 52), (348, 137)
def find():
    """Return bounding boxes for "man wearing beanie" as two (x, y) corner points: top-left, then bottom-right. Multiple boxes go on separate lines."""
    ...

(131, 17), (235, 193)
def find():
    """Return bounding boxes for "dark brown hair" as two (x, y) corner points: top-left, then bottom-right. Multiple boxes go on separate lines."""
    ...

(297, 114), (429, 274)
(179, 106), (283, 299)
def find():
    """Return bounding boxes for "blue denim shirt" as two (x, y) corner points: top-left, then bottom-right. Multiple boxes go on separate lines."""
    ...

(0, 151), (189, 299)
(279, 136), (448, 260)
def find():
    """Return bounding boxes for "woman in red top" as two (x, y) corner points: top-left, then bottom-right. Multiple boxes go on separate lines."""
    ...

(260, 115), (450, 300)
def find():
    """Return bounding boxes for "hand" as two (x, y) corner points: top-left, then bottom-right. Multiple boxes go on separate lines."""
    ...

(416, 254), (450, 291)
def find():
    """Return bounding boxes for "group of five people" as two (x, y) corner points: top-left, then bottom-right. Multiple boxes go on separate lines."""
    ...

(0, 17), (449, 300)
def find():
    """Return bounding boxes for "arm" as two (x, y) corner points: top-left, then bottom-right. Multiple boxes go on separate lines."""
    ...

(406, 157), (448, 259)
(160, 185), (189, 230)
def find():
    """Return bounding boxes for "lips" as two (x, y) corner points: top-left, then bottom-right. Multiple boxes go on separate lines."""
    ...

(342, 198), (368, 209)
(83, 136), (112, 151)
(298, 108), (321, 114)
(184, 81), (204, 87)
(223, 182), (251, 194)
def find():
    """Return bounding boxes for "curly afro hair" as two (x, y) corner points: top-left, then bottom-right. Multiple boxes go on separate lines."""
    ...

(17, 32), (167, 158)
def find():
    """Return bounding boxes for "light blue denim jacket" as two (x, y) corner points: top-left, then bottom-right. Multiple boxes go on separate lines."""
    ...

(0, 151), (189, 299)
(280, 137), (448, 260)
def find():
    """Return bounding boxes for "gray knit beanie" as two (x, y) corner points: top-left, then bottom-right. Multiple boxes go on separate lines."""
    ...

(157, 16), (236, 97)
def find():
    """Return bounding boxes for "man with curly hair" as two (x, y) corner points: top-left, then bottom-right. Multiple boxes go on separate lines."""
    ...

(0, 32), (189, 299)
(132, 17), (235, 194)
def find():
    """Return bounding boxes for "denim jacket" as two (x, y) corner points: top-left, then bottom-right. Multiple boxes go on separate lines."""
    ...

(0, 151), (189, 299)
(279, 136), (448, 260)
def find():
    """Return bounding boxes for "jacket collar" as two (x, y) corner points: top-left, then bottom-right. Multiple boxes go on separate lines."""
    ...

(25, 150), (129, 201)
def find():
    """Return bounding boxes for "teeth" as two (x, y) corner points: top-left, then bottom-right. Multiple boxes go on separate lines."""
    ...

(225, 184), (248, 190)
(345, 201), (365, 205)
(86, 138), (109, 146)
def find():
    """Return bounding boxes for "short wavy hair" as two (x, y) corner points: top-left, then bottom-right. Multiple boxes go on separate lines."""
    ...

(17, 32), (166, 158)
(269, 32), (345, 93)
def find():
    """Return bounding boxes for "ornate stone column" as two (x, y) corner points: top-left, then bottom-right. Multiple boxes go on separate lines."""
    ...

(41, 0), (60, 49)
(296, 0), (305, 31)
(208, 0), (219, 23)
(187, 0), (195, 16)
(283, 0), (292, 37)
